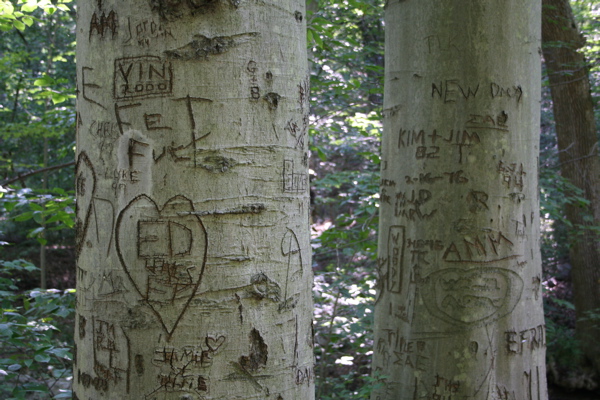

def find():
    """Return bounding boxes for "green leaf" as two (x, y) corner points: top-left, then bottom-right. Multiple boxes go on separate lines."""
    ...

(313, 32), (323, 49)
(48, 347), (72, 360)
(29, 202), (43, 211)
(28, 226), (45, 237)
(21, 3), (37, 12)
(32, 210), (43, 224)
(0, 323), (12, 337)
(51, 93), (68, 104)
(13, 19), (25, 31)
(34, 353), (51, 363)
(307, 28), (314, 45)
(34, 75), (55, 86)
(8, 363), (22, 371)
(22, 382), (49, 392)
(316, 147), (327, 161)
(14, 211), (33, 221)
(4, 201), (17, 212)
(2, 1), (15, 15)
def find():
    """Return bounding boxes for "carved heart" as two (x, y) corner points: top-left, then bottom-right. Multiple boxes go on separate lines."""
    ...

(206, 335), (226, 352)
(116, 195), (207, 340)
(421, 267), (523, 327)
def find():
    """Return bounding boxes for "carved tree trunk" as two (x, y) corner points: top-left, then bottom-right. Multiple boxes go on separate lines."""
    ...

(542, 0), (600, 377)
(372, 1), (548, 399)
(74, 1), (314, 399)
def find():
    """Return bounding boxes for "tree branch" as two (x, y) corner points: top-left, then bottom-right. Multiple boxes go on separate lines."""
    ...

(1, 161), (75, 186)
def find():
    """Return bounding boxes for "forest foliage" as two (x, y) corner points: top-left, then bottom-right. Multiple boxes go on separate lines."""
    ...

(1, 0), (600, 398)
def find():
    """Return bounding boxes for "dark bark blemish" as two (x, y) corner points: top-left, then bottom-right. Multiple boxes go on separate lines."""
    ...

(149, 0), (218, 21)
(79, 315), (87, 338)
(164, 32), (259, 61)
(239, 328), (268, 372)
(294, 11), (303, 22)
(264, 92), (281, 110)
(135, 354), (144, 374)
(249, 273), (281, 302)
(198, 155), (237, 172)
(497, 111), (508, 126)
(236, 293), (244, 324)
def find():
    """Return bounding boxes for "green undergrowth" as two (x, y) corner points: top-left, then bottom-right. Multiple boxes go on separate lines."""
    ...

(0, 260), (74, 400)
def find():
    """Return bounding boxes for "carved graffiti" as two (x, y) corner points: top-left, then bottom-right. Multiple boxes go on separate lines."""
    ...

(115, 195), (207, 340)
(283, 159), (307, 193)
(442, 232), (517, 263)
(505, 325), (545, 354)
(114, 56), (173, 100)
(89, 10), (118, 40)
(394, 190), (437, 220)
(387, 226), (405, 294)
(421, 267), (524, 327)
(498, 160), (526, 191)
(81, 66), (106, 109)
(123, 16), (174, 47)
(75, 152), (97, 257)
(280, 229), (303, 311)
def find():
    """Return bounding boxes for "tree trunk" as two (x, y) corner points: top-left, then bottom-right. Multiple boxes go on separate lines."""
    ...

(372, 1), (548, 399)
(542, 0), (600, 377)
(74, 1), (314, 399)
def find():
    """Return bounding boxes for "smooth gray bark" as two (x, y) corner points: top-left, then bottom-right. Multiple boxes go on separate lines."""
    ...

(372, 1), (548, 399)
(74, 1), (314, 399)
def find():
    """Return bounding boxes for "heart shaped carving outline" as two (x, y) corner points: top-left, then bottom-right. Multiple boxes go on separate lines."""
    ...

(116, 195), (207, 340)
(206, 335), (226, 352)
(421, 267), (523, 328)
(75, 152), (97, 257)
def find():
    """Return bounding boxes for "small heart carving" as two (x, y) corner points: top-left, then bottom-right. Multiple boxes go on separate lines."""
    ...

(206, 335), (226, 352)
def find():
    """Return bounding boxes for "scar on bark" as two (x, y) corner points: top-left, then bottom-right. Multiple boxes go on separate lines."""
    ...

(249, 273), (281, 302)
(264, 92), (281, 110)
(164, 32), (259, 61)
(149, 0), (217, 21)
(235, 293), (243, 324)
(197, 154), (237, 172)
(134, 354), (144, 374)
(239, 328), (268, 372)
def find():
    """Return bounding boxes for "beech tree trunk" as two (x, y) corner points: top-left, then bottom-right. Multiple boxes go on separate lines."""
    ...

(542, 0), (600, 377)
(372, 1), (548, 399)
(74, 1), (314, 399)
